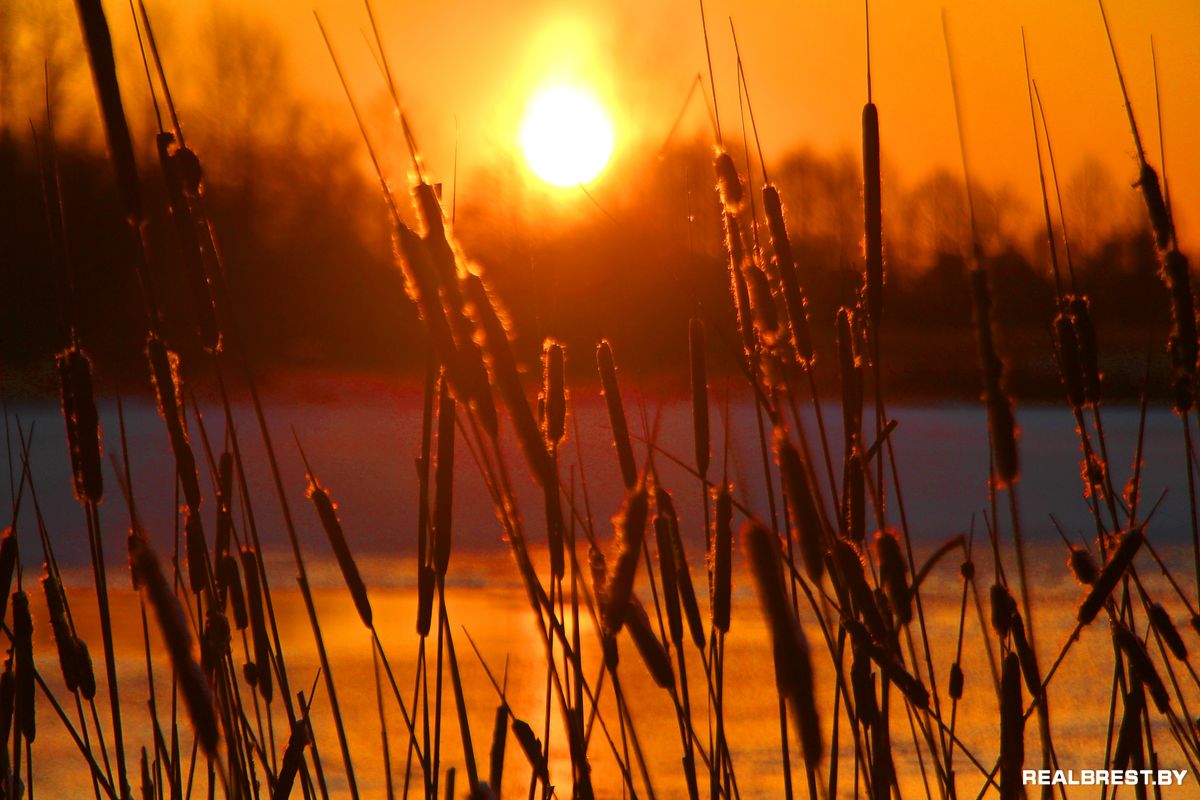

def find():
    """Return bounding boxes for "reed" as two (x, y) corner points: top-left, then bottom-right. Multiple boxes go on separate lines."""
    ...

(604, 484), (649, 633)
(624, 596), (675, 689)
(711, 485), (732, 633)
(774, 427), (826, 583)
(1078, 525), (1144, 625)
(433, 374), (456, 578)
(1147, 602), (1187, 661)
(998, 652), (1023, 800)
(240, 547), (273, 704)
(305, 467), (373, 630)
(597, 340), (638, 491)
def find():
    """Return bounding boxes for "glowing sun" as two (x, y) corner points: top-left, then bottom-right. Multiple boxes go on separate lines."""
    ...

(520, 86), (614, 186)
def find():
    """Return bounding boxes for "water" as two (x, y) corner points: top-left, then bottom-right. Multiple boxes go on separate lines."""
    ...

(10, 378), (1199, 797)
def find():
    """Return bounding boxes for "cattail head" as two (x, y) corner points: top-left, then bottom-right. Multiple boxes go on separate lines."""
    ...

(217, 555), (248, 631)
(742, 520), (822, 770)
(949, 662), (964, 700)
(837, 307), (863, 443)
(488, 704), (507, 794)
(850, 646), (879, 726)
(774, 427), (826, 582)
(624, 595), (675, 689)
(874, 529), (911, 626)
(1054, 310), (1086, 411)
(433, 374), (456, 578)
(42, 571), (81, 694)
(146, 333), (202, 513)
(1148, 602), (1187, 661)
(58, 347), (104, 503)
(831, 538), (886, 640)
(603, 483), (649, 634)
(74, 638), (96, 700)
(960, 559), (975, 581)
(1067, 545), (1098, 586)
(130, 532), (219, 756)
(307, 475), (373, 629)
(511, 716), (549, 782)
(745, 264), (780, 341)
(711, 484), (733, 633)
(653, 511), (683, 646)
(596, 340), (638, 490)
(714, 151), (744, 211)
(12, 591), (35, 742)
(1111, 620), (1170, 713)
(990, 583), (1016, 639)
(1136, 162), (1172, 251)
(417, 565), (436, 638)
(541, 339), (566, 448)
(240, 547), (273, 704)
(1112, 681), (1144, 771)
(0, 528), (17, 621)
(184, 508), (210, 596)
(862, 102), (884, 327)
(1078, 525), (1144, 626)
(658, 490), (706, 651)
(1008, 612), (1042, 699)
(998, 652), (1025, 797)
(969, 269), (1020, 487)
(1067, 295), (1101, 405)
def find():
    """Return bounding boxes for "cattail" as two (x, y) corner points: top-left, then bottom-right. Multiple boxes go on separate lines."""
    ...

(960, 559), (975, 581)
(0, 528), (17, 621)
(949, 662), (964, 700)
(541, 340), (566, 448)
(488, 704), (507, 794)
(417, 565), (435, 638)
(742, 520), (822, 770)
(714, 151), (744, 211)
(307, 475), (372, 629)
(1068, 295), (1101, 405)
(745, 264), (780, 340)
(130, 532), (218, 756)
(214, 451), (234, 562)
(273, 715), (311, 800)
(1068, 545), (1098, 586)
(463, 273), (555, 484)
(42, 571), (80, 694)
(240, 547), (273, 704)
(762, 186), (814, 364)
(58, 347), (104, 503)
(72, 0), (143, 222)
(969, 269), (1020, 487)
(433, 375), (455, 578)
(850, 646), (879, 726)
(218, 555), (248, 631)
(511, 717), (549, 782)
(723, 211), (757, 355)
(1111, 621), (1170, 713)
(874, 529), (911, 625)
(1148, 602), (1187, 661)
(774, 427), (826, 582)
(624, 595), (674, 689)
(653, 512), (683, 645)
(689, 319), (711, 478)
(0, 663), (12, 758)
(596, 340), (638, 490)
(1136, 163), (1172, 252)
(844, 618), (930, 710)
(998, 652), (1024, 800)
(1009, 613), (1042, 699)
(990, 583), (1016, 638)
(1112, 682), (1144, 771)
(588, 544), (620, 669)
(711, 485), (733, 633)
(1054, 311), (1086, 411)
(74, 637), (96, 700)
(862, 102), (884, 327)
(1162, 249), (1198, 413)
(604, 484), (648, 633)
(837, 308), (863, 444)
(658, 490), (706, 651)
(146, 334), (202, 514)
(1078, 525), (1144, 625)
(12, 592), (35, 742)
(184, 508), (210, 596)
(832, 539), (886, 640)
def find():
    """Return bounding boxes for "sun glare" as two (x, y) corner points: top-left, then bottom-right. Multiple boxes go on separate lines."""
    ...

(520, 86), (614, 187)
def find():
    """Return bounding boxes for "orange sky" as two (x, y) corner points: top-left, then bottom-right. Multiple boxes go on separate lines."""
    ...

(103, 0), (1200, 250)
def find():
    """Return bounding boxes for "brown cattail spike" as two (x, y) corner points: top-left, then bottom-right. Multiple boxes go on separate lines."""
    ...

(240, 547), (273, 704)
(863, 102), (884, 327)
(13, 592), (35, 742)
(433, 374), (456, 578)
(774, 427), (826, 583)
(625, 595), (675, 689)
(603, 483), (649, 633)
(762, 186), (814, 364)
(1148, 603), (1187, 661)
(711, 485), (733, 633)
(969, 270), (1020, 487)
(596, 340), (638, 491)
(999, 652), (1024, 800)
(742, 521), (822, 770)
(658, 490), (706, 651)
(307, 475), (373, 629)
(874, 529), (911, 625)
(541, 339), (566, 448)
(1078, 525), (1144, 625)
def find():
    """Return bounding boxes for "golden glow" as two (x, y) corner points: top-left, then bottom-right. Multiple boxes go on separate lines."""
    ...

(520, 86), (614, 186)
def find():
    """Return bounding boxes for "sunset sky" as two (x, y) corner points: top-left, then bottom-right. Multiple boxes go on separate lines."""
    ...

(47, 1), (1200, 249)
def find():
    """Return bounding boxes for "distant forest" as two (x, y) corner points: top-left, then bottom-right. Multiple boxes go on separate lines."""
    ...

(0, 1), (1180, 401)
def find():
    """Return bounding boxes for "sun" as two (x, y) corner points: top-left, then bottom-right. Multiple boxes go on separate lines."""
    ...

(520, 86), (614, 187)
